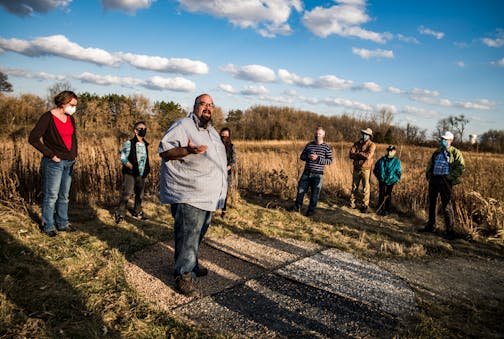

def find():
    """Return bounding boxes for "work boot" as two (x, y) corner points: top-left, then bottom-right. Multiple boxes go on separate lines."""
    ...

(288, 205), (301, 213)
(305, 209), (315, 217)
(175, 273), (199, 297)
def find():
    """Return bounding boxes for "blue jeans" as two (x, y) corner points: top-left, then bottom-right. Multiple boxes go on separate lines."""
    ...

(295, 172), (324, 212)
(40, 157), (75, 232)
(170, 203), (212, 277)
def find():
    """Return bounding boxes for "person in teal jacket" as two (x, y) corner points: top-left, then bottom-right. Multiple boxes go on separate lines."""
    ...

(420, 131), (465, 239)
(373, 145), (402, 216)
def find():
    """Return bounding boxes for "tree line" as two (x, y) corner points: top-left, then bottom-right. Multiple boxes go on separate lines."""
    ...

(0, 75), (503, 153)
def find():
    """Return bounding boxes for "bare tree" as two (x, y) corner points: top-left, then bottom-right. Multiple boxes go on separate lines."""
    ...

(46, 81), (75, 106)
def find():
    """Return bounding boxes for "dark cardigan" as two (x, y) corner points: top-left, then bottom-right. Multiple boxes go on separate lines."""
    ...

(29, 111), (78, 160)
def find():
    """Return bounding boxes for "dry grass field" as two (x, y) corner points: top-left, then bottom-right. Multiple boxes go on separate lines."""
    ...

(1, 137), (503, 337)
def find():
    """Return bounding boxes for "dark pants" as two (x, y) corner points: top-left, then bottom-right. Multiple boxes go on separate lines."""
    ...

(377, 182), (394, 214)
(117, 174), (145, 217)
(428, 175), (454, 231)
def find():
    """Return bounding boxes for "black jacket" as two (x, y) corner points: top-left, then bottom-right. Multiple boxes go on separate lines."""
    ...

(122, 136), (150, 178)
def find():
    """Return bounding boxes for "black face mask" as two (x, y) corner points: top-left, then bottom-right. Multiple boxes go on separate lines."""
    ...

(136, 128), (147, 137)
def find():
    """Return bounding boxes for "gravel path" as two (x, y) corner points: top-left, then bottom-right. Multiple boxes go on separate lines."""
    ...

(125, 233), (418, 337)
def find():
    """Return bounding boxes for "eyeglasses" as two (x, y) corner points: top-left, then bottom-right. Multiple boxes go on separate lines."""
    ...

(198, 102), (215, 108)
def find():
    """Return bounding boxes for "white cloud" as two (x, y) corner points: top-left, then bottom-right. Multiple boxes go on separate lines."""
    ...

(495, 57), (504, 67)
(482, 29), (504, 47)
(0, 35), (121, 66)
(409, 87), (440, 97)
(118, 52), (208, 75)
(456, 61), (465, 68)
(387, 86), (402, 94)
(102, 0), (155, 14)
(278, 69), (315, 86)
(2, 67), (195, 92)
(177, 0), (302, 37)
(418, 26), (445, 39)
(302, 1), (390, 43)
(352, 47), (394, 59)
(0, 0), (71, 16)
(278, 69), (353, 89)
(77, 72), (143, 86)
(316, 75), (353, 89)
(1, 67), (66, 81)
(220, 64), (276, 82)
(396, 34), (419, 44)
(240, 85), (268, 96)
(322, 97), (373, 111)
(143, 76), (195, 92)
(0, 35), (208, 75)
(402, 105), (439, 118)
(219, 83), (236, 93)
(357, 81), (382, 92)
(408, 87), (495, 110)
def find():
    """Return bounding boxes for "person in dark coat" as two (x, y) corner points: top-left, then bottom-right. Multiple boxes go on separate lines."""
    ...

(115, 121), (150, 223)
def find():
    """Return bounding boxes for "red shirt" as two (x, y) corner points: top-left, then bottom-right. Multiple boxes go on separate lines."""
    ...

(52, 114), (74, 151)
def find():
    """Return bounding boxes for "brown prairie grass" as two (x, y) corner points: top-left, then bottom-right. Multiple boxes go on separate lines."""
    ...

(235, 140), (504, 239)
(1, 137), (504, 338)
(1, 138), (503, 238)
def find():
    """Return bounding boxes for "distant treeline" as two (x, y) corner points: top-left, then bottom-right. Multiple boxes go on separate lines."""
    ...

(1, 92), (503, 153)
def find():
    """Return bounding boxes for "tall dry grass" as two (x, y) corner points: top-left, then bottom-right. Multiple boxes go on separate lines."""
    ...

(1, 138), (503, 238)
(235, 140), (504, 238)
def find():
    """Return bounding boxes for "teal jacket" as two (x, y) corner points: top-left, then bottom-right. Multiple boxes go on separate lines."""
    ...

(373, 156), (402, 186)
(426, 146), (465, 185)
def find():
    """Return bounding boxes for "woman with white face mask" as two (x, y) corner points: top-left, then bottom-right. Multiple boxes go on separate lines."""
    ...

(29, 90), (79, 237)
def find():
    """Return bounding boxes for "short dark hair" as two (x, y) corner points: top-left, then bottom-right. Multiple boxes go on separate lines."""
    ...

(134, 121), (146, 129)
(220, 127), (231, 135)
(54, 91), (78, 108)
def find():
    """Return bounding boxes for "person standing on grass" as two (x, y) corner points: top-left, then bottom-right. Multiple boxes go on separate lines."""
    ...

(219, 127), (237, 219)
(419, 131), (465, 239)
(29, 90), (78, 237)
(159, 93), (228, 297)
(289, 127), (333, 217)
(115, 121), (151, 224)
(348, 128), (376, 213)
(373, 145), (402, 216)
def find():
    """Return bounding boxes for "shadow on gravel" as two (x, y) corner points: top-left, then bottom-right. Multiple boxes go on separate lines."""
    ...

(177, 273), (399, 338)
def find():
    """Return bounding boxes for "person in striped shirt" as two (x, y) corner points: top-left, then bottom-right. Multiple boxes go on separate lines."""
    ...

(290, 127), (333, 216)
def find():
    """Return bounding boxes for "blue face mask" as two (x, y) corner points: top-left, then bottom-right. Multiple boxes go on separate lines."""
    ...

(440, 139), (449, 148)
(361, 134), (369, 141)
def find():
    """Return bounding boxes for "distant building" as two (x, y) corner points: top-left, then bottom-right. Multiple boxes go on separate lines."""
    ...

(469, 134), (478, 144)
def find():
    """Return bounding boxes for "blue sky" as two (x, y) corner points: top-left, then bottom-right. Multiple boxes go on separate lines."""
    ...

(0, 0), (503, 137)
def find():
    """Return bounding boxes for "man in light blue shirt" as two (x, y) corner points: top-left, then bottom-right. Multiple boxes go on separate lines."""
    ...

(158, 93), (228, 296)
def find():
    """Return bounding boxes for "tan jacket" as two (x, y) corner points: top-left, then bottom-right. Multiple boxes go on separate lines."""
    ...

(349, 139), (376, 170)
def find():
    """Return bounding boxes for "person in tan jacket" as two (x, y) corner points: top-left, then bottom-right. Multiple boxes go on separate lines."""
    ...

(349, 128), (376, 213)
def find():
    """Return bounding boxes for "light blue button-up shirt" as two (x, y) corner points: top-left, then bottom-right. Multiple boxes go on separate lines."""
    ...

(158, 113), (228, 211)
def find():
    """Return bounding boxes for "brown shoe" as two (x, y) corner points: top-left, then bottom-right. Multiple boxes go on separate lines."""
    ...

(175, 273), (199, 297)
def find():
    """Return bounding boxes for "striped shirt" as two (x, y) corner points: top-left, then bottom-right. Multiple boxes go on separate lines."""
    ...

(300, 142), (333, 175)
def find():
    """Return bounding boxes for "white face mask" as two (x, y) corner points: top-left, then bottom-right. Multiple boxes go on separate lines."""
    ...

(64, 105), (76, 115)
